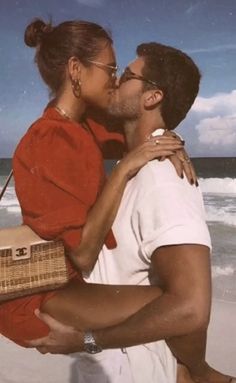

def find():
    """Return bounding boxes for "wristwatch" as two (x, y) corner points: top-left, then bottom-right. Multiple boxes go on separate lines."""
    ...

(83, 331), (103, 354)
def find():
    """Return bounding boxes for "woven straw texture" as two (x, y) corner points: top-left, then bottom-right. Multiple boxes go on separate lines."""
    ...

(0, 241), (69, 302)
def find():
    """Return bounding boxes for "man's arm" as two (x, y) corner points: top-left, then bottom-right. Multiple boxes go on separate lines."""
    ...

(28, 244), (233, 382)
(92, 244), (211, 348)
(28, 244), (210, 350)
(152, 245), (211, 377)
(29, 244), (211, 366)
(92, 243), (211, 380)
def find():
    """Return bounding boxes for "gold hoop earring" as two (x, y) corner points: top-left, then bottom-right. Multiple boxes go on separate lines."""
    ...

(71, 78), (81, 98)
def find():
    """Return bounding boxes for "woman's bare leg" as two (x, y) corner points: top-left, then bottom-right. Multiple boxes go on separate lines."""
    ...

(42, 279), (162, 330)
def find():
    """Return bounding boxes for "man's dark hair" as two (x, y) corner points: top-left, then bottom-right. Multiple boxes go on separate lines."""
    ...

(137, 42), (201, 130)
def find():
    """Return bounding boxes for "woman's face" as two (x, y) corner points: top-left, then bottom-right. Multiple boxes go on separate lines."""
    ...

(80, 42), (117, 110)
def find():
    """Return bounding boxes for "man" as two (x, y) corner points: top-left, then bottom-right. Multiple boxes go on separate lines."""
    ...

(29, 43), (234, 383)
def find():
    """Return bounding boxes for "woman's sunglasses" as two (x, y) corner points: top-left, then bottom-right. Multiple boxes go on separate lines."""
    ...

(86, 59), (118, 79)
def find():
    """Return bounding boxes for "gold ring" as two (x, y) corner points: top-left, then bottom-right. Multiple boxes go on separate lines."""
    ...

(185, 157), (191, 163)
(181, 156), (190, 163)
(180, 158), (190, 164)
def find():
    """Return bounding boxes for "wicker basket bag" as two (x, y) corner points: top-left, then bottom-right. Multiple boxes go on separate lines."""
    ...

(0, 171), (69, 302)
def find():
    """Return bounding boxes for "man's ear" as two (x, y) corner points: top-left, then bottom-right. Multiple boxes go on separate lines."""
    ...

(143, 89), (163, 109)
(67, 56), (81, 80)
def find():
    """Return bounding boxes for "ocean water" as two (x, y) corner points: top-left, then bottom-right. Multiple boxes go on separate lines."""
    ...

(200, 178), (236, 302)
(0, 158), (236, 302)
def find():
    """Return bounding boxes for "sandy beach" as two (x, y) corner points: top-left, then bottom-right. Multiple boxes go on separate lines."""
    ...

(206, 299), (236, 376)
(0, 298), (235, 383)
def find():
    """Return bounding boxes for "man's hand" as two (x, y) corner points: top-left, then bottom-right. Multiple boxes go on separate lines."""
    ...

(26, 309), (84, 354)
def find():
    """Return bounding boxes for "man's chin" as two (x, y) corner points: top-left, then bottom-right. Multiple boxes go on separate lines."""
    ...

(107, 104), (123, 118)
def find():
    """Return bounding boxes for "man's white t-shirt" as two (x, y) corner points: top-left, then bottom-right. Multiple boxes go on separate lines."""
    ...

(77, 159), (211, 383)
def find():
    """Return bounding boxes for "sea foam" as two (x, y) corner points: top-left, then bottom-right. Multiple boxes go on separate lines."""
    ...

(198, 178), (236, 226)
(212, 265), (235, 278)
(1, 180), (236, 225)
(0, 186), (21, 214)
(199, 177), (236, 194)
(205, 204), (236, 227)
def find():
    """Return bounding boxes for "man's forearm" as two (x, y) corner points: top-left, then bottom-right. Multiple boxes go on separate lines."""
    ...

(93, 291), (207, 350)
(91, 293), (210, 376)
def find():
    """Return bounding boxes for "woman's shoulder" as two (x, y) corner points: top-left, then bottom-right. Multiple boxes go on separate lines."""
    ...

(19, 108), (89, 148)
(13, 108), (101, 163)
(29, 108), (80, 137)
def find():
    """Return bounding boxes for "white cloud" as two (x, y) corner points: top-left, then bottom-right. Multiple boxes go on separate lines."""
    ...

(178, 90), (236, 156)
(192, 90), (236, 152)
(196, 115), (236, 146)
(192, 90), (236, 115)
(75, 0), (105, 7)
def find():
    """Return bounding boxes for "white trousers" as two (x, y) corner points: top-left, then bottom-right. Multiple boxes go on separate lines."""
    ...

(75, 349), (133, 383)
(75, 342), (177, 383)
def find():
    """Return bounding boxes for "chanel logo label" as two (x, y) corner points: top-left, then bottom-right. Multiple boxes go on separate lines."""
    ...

(15, 247), (28, 257)
(12, 245), (31, 261)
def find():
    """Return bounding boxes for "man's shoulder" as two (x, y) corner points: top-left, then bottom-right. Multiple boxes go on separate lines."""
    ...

(132, 159), (203, 206)
(134, 160), (181, 189)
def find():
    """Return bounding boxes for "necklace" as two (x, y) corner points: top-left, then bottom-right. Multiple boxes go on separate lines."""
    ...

(54, 105), (91, 134)
(54, 106), (73, 121)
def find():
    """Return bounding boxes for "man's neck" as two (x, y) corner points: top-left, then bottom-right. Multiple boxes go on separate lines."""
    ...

(124, 113), (166, 150)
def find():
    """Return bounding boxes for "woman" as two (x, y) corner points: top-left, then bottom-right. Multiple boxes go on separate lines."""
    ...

(0, 18), (191, 348)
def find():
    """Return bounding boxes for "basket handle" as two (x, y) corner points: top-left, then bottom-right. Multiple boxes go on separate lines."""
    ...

(0, 170), (13, 201)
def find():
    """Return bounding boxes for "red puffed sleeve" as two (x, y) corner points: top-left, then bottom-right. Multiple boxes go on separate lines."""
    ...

(13, 111), (115, 251)
(87, 118), (126, 159)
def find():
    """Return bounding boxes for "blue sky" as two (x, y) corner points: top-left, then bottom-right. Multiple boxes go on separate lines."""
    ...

(0, 0), (235, 157)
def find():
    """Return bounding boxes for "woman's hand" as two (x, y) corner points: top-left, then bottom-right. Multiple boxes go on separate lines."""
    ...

(162, 130), (198, 186)
(169, 148), (198, 186)
(116, 136), (183, 180)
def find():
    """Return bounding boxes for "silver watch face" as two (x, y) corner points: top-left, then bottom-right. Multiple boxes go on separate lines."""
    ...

(84, 342), (102, 354)
(84, 332), (102, 354)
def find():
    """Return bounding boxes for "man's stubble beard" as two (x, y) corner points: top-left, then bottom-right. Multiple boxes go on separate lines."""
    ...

(107, 92), (142, 122)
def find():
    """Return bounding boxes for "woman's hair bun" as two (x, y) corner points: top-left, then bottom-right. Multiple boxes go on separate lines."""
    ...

(24, 18), (53, 47)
